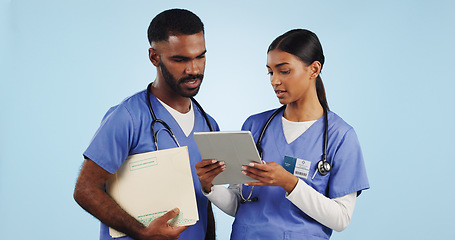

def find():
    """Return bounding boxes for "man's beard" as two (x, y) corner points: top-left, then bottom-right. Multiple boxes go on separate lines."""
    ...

(159, 62), (204, 98)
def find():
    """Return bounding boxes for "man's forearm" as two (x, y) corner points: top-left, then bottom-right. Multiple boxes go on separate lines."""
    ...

(74, 184), (146, 239)
(74, 159), (147, 239)
(74, 159), (187, 240)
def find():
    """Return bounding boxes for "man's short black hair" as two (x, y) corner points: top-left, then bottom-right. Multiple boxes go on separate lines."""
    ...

(147, 9), (204, 45)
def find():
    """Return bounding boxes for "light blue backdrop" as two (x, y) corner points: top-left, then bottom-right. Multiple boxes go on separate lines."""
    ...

(1, 0), (454, 239)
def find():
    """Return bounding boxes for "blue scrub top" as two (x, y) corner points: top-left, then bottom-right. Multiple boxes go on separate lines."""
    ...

(83, 89), (219, 240)
(231, 109), (369, 240)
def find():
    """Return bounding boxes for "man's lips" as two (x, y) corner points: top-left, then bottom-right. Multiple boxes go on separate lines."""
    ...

(181, 78), (201, 89)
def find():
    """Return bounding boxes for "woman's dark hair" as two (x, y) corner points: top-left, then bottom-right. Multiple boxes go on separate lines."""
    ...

(268, 29), (329, 111)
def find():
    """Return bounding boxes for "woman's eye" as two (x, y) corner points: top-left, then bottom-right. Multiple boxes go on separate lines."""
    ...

(281, 70), (290, 74)
(267, 72), (273, 76)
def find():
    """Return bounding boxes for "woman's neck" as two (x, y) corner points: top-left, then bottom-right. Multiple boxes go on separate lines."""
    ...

(284, 97), (324, 122)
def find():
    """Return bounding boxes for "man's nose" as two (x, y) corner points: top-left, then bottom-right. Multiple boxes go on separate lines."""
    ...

(185, 60), (201, 75)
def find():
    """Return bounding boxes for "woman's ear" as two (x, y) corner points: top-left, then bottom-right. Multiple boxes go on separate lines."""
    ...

(310, 61), (322, 78)
(148, 48), (160, 67)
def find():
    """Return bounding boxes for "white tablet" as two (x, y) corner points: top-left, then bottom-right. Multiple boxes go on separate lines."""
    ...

(194, 131), (262, 185)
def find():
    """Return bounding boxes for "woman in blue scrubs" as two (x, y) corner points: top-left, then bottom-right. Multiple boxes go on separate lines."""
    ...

(196, 29), (369, 240)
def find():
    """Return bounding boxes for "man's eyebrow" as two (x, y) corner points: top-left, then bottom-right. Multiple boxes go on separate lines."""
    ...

(266, 62), (289, 68)
(170, 55), (190, 60)
(170, 50), (207, 60)
(197, 50), (207, 57)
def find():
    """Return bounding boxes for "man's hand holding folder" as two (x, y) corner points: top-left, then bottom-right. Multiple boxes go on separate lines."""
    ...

(138, 208), (188, 240)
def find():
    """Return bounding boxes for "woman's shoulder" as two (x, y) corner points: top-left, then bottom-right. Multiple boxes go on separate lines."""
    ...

(327, 111), (358, 139)
(248, 108), (279, 120)
(246, 108), (283, 123)
(242, 107), (283, 131)
(328, 110), (350, 126)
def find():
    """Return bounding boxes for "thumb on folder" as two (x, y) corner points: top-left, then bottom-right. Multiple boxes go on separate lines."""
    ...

(142, 208), (189, 239)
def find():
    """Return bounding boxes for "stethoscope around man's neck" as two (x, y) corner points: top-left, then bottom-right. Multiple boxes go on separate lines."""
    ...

(146, 83), (213, 150)
(240, 105), (331, 203)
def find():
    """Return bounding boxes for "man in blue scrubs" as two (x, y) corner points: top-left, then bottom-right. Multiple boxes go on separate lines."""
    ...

(73, 9), (219, 240)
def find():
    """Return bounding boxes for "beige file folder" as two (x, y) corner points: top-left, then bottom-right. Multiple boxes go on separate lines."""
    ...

(106, 146), (198, 238)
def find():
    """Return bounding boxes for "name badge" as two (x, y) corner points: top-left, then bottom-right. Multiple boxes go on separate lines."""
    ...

(282, 156), (311, 179)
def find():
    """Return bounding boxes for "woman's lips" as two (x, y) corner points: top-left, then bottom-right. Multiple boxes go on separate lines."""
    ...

(275, 90), (286, 98)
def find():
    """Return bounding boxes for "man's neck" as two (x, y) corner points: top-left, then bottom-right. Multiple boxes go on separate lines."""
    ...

(150, 80), (191, 113)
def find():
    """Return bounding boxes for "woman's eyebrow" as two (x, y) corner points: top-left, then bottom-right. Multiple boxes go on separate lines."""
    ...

(266, 62), (290, 68)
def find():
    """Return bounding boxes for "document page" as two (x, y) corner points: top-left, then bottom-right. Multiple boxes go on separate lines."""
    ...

(194, 131), (262, 185)
(106, 146), (198, 238)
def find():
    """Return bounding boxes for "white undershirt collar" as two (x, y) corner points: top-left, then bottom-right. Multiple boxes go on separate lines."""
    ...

(282, 116), (317, 144)
(156, 98), (194, 137)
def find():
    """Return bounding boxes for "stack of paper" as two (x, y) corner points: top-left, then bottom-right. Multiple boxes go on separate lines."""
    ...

(106, 146), (198, 238)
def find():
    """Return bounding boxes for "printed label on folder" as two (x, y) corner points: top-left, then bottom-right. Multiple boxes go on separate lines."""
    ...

(128, 157), (158, 171)
(282, 156), (311, 179)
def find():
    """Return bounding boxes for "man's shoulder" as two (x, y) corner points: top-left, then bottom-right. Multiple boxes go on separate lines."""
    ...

(118, 89), (147, 109)
(101, 89), (148, 122)
(191, 100), (220, 131)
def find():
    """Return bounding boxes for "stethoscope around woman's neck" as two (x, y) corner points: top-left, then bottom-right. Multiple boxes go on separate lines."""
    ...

(240, 105), (331, 203)
(145, 82), (213, 150)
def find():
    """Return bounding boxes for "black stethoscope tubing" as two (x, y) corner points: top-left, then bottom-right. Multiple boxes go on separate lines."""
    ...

(146, 83), (213, 150)
(241, 105), (330, 203)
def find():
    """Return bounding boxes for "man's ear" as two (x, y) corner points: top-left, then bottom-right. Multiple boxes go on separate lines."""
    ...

(148, 48), (160, 67)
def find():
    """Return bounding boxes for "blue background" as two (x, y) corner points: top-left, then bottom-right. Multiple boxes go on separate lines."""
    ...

(1, 0), (454, 239)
